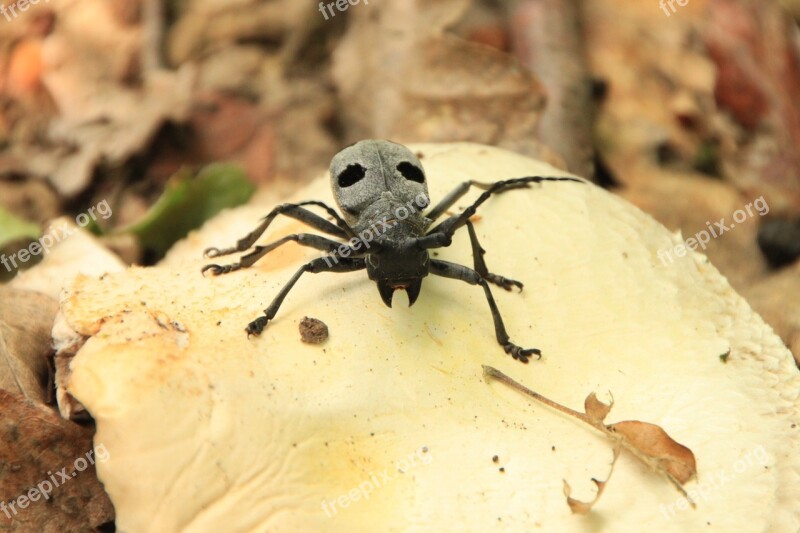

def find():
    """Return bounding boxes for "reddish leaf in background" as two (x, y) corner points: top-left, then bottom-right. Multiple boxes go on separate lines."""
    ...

(704, 0), (800, 215)
(0, 391), (114, 531)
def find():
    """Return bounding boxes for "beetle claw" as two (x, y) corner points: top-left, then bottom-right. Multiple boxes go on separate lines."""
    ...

(503, 343), (542, 364)
(246, 316), (269, 337)
(202, 264), (223, 276)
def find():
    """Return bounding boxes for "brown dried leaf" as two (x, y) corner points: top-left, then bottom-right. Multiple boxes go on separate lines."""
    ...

(584, 392), (612, 423)
(29, 0), (193, 197)
(483, 366), (699, 506)
(609, 420), (697, 484)
(0, 287), (58, 404)
(563, 447), (620, 514)
(0, 390), (114, 531)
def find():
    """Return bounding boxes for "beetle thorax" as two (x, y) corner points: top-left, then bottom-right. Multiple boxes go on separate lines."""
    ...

(352, 191), (429, 242)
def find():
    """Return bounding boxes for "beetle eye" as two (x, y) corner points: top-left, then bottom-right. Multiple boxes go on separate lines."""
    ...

(338, 164), (366, 187)
(397, 162), (425, 183)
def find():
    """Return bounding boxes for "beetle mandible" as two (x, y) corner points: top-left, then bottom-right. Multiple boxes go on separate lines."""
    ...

(202, 140), (584, 363)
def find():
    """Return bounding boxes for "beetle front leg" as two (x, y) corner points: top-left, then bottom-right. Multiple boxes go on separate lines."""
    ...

(246, 257), (366, 336)
(424, 179), (532, 224)
(425, 175), (584, 241)
(204, 201), (353, 259)
(429, 259), (540, 364)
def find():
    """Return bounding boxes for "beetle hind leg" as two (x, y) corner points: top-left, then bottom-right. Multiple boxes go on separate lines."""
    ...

(202, 233), (350, 277)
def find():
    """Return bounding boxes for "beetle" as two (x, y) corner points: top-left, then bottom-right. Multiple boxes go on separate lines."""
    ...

(202, 140), (583, 363)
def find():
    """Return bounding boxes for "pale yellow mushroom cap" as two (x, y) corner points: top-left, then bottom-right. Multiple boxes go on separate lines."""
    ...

(59, 143), (800, 532)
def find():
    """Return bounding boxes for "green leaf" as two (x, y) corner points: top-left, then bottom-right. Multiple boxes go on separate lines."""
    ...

(692, 141), (721, 177)
(0, 208), (40, 249)
(120, 164), (255, 257)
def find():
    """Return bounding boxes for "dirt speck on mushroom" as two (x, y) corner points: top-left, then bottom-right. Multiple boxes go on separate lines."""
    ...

(299, 317), (328, 344)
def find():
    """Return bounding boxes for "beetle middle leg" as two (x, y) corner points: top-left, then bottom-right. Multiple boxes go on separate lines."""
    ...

(429, 259), (540, 363)
(246, 257), (366, 336)
(464, 220), (523, 292)
(204, 201), (354, 259)
(202, 233), (351, 276)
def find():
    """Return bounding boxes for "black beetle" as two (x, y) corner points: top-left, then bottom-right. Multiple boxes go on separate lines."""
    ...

(203, 140), (583, 363)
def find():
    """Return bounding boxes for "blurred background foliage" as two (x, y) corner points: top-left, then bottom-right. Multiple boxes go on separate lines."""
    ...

(0, 0), (798, 362)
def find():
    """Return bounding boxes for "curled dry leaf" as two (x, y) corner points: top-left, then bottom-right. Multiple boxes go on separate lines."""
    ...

(563, 447), (621, 514)
(584, 391), (613, 423)
(587, 394), (697, 491)
(483, 366), (698, 508)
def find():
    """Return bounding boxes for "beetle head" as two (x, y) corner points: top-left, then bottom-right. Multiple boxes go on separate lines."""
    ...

(330, 140), (430, 224)
(366, 249), (428, 308)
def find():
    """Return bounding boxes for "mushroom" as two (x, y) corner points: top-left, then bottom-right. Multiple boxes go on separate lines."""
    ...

(58, 143), (800, 532)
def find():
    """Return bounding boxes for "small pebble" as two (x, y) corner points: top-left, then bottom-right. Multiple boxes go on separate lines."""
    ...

(299, 317), (329, 344)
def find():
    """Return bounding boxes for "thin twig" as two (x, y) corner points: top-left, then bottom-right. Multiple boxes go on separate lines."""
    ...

(142, 0), (164, 71)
